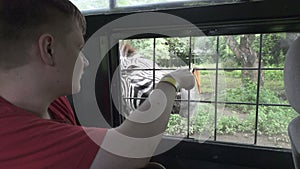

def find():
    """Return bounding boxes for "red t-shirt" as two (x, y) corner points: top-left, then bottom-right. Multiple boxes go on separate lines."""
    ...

(0, 96), (107, 169)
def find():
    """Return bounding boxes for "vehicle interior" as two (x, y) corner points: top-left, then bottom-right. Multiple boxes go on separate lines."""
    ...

(69, 0), (300, 168)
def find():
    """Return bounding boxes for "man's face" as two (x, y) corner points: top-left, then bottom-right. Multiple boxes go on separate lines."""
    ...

(54, 21), (88, 94)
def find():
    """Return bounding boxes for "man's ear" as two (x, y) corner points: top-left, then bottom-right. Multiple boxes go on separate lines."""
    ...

(38, 34), (55, 66)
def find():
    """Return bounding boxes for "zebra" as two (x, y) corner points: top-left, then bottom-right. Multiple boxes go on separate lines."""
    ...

(119, 43), (201, 118)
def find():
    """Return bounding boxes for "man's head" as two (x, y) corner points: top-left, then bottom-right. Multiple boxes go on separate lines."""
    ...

(0, 0), (88, 96)
(0, 0), (86, 69)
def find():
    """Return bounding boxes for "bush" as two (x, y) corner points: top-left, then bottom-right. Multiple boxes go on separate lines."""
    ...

(217, 116), (240, 134)
(241, 106), (297, 135)
(166, 71), (297, 139)
(265, 70), (283, 81)
(225, 78), (285, 111)
(166, 104), (215, 137)
(166, 114), (187, 136)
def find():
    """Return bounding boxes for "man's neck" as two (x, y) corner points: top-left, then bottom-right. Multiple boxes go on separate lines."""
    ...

(0, 89), (53, 119)
(0, 68), (56, 119)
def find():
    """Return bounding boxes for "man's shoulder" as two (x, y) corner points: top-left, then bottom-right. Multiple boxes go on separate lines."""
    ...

(49, 96), (77, 124)
(0, 97), (29, 117)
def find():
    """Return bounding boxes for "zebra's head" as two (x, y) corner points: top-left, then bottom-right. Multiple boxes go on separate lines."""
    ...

(119, 42), (201, 118)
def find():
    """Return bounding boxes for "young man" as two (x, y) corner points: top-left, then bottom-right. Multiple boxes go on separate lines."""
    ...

(0, 0), (195, 168)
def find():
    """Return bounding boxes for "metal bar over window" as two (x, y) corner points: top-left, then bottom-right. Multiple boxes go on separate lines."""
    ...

(254, 34), (264, 144)
(187, 36), (193, 138)
(118, 33), (294, 148)
(214, 36), (220, 141)
(109, 0), (116, 9)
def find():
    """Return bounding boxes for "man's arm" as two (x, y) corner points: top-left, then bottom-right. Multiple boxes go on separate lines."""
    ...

(90, 70), (195, 169)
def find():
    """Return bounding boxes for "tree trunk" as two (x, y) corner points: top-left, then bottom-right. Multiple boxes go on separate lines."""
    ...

(225, 35), (264, 86)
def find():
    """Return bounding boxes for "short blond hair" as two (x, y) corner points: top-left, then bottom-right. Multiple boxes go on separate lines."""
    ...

(0, 0), (86, 69)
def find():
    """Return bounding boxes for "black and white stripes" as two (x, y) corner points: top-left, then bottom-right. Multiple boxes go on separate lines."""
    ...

(119, 43), (199, 117)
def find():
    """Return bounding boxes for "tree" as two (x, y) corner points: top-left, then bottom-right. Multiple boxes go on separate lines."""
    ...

(165, 37), (190, 67)
(225, 34), (263, 85)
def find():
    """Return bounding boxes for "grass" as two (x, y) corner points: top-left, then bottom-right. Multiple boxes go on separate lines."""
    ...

(166, 69), (298, 148)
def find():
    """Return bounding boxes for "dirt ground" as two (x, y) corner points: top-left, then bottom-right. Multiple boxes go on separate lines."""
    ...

(191, 103), (292, 149)
(217, 108), (291, 149)
(216, 133), (291, 149)
(188, 132), (291, 149)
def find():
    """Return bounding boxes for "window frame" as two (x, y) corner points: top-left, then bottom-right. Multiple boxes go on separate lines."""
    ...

(80, 0), (249, 15)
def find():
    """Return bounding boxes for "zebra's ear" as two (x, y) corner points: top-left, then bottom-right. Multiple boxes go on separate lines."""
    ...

(119, 43), (137, 58)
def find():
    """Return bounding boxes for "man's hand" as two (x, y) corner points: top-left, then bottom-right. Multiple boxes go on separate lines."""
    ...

(163, 69), (195, 91)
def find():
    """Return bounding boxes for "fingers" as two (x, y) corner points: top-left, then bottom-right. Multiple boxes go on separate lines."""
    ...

(167, 69), (195, 90)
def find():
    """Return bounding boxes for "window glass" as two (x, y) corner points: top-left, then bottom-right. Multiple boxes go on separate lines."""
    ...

(257, 106), (297, 148)
(118, 32), (299, 149)
(70, 0), (109, 11)
(217, 105), (256, 145)
(117, 0), (244, 7)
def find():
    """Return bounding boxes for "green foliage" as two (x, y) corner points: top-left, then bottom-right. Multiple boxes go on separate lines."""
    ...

(123, 33), (294, 69)
(225, 75), (286, 111)
(166, 104), (214, 136)
(165, 37), (191, 66)
(166, 69), (297, 138)
(166, 106), (297, 137)
(241, 107), (297, 135)
(127, 39), (154, 60)
(128, 38), (190, 67)
(221, 57), (240, 68)
(262, 34), (286, 66)
(217, 115), (240, 134)
(193, 37), (217, 65)
(166, 114), (187, 136)
(190, 104), (214, 135)
(264, 69), (283, 81)
(225, 78), (257, 112)
(218, 36), (241, 67)
(225, 70), (242, 78)
(217, 34), (288, 68)
(123, 34), (298, 142)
